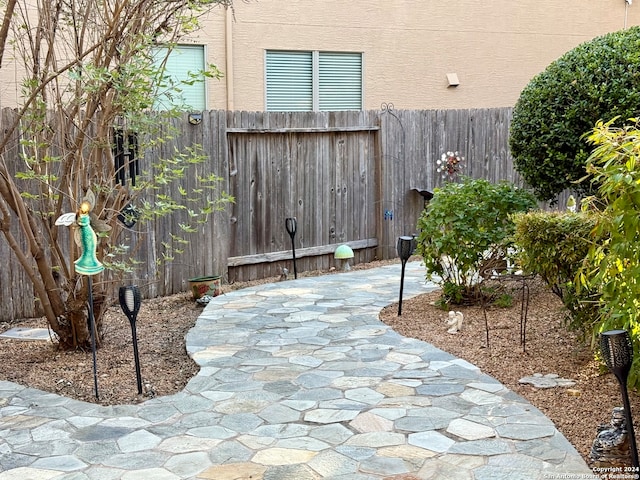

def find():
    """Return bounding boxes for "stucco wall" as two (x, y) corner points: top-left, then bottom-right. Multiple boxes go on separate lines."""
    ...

(2, 0), (639, 110)
(213, 0), (640, 110)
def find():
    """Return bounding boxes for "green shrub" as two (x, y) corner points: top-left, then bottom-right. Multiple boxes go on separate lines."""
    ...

(581, 119), (640, 389)
(493, 293), (514, 309)
(509, 26), (640, 201)
(437, 281), (465, 308)
(416, 177), (537, 305)
(512, 210), (602, 334)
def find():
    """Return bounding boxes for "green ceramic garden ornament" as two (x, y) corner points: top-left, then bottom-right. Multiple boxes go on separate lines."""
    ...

(74, 201), (105, 276)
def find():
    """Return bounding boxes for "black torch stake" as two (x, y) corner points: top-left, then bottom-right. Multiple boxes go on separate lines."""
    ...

(397, 236), (415, 316)
(119, 285), (143, 395)
(601, 329), (639, 469)
(285, 217), (298, 279)
(87, 276), (99, 400)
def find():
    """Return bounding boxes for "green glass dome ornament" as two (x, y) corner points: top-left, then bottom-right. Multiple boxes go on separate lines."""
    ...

(334, 244), (354, 271)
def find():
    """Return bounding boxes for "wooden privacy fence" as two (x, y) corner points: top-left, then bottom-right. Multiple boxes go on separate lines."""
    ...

(0, 107), (526, 321)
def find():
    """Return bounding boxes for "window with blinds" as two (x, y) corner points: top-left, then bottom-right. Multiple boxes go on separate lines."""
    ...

(318, 52), (362, 111)
(266, 50), (363, 111)
(265, 51), (313, 111)
(153, 45), (207, 111)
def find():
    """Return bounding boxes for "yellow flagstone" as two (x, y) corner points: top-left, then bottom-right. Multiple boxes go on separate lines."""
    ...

(350, 412), (394, 433)
(0, 467), (61, 480)
(251, 447), (317, 465)
(375, 382), (416, 398)
(197, 462), (267, 480)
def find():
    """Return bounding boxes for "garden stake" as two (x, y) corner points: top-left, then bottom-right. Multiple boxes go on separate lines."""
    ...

(119, 285), (143, 395)
(86, 276), (99, 400)
(285, 217), (298, 279)
(600, 329), (639, 470)
(73, 199), (105, 400)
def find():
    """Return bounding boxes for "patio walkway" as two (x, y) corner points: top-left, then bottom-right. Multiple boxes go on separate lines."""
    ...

(0, 262), (594, 479)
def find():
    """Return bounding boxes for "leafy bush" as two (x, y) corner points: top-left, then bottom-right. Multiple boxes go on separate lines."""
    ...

(581, 119), (640, 389)
(512, 210), (602, 334)
(493, 293), (514, 309)
(416, 177), (537, 304)
(509, 26), (640, 201)
(434, 281), (465, 309)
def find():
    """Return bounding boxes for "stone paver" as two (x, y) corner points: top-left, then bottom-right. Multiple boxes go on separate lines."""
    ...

(0, 262), (594, 478)
(519, 373), (577, 389)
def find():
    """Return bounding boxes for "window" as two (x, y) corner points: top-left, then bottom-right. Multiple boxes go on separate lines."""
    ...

(266, 50), (363, 111)
(153, 45), (207, 111)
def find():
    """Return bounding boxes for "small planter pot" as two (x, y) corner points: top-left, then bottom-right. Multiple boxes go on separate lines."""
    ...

(188, 275), (221, 300)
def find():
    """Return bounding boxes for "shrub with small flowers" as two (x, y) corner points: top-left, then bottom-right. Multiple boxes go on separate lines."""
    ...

(416, 177), (537, 304)
(436, 151), (464, 180)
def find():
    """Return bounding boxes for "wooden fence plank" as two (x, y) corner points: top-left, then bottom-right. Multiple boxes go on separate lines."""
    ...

(226, 126), (380, 133)
(228, 238), (378, 266)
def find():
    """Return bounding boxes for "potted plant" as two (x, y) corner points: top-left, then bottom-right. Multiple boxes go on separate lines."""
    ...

(188, 275), (221, 300)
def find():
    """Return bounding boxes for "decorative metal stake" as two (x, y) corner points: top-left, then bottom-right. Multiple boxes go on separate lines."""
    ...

(397, 236), (415, 316)
(119, 285), (143, 395)
(285, 217), (298, 279)
(76, 201), (104, 400)
(86, 276), (100, 400)
(601, 329), (639, 470)
(56, 195), (106, 401)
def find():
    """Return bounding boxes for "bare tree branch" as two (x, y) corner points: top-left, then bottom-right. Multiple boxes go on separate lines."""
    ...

(0, 0), (17, 68)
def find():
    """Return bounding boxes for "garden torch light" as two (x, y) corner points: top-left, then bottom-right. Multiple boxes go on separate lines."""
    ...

(600, 329), (639, 469)
(285, 217), (298, 279)
(119, 285), (143, 395)
(397, 235), (415, 316)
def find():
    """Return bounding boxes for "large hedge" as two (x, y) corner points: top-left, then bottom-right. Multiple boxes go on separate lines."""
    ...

(509, 26), (640, 201)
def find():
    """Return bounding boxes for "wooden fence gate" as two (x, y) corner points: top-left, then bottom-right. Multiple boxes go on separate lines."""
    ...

(225, 111), (381, 280)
